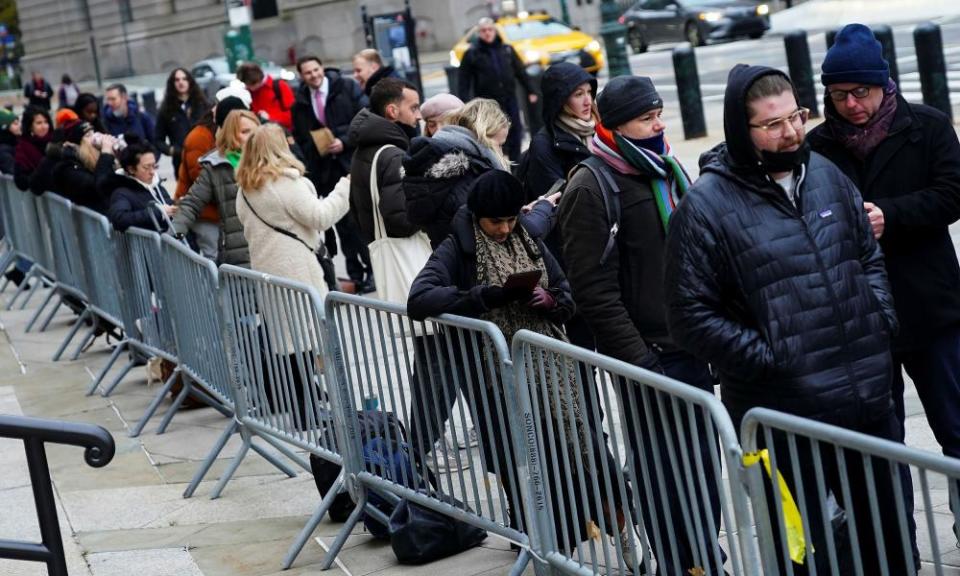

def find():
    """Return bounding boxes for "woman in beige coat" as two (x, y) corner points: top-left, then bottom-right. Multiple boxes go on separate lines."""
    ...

(235, 123), (349, 296)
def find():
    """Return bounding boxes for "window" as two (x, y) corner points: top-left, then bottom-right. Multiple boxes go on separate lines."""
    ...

(252, 0), (279, 19)
(119, 0), (133, 23)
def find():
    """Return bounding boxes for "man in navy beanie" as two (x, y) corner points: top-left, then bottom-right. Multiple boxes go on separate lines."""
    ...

(810, 22), (960, 552)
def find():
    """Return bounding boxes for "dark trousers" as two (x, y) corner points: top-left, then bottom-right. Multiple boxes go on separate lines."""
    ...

(500, 96), (524, 164)
(407, 334), (461, 485)
(620, 349), (725, 575)
(758, 411), (913, 575)
(335, 217), (372, 284)
(891, 326), (960, 562)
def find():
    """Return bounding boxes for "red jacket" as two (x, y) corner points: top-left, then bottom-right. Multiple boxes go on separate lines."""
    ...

(250, 76), (295, 131)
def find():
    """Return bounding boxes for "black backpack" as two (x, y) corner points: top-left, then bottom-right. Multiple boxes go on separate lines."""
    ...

(554, 156), (622, 267)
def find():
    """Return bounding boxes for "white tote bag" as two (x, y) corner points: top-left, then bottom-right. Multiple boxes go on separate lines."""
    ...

(368, 144), (433, 306)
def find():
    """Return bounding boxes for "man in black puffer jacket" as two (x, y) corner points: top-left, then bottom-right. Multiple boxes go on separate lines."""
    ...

(665, 65), (905, 574)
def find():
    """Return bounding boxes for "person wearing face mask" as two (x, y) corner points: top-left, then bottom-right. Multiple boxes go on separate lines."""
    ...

(106, 141), (176, 232)
(347, 77), (423, 293)
(665, 65), (906, 574)
(559, 75), (720, 574)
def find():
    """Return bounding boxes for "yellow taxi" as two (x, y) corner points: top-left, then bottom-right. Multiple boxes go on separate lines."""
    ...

(450, 12), (605, 74)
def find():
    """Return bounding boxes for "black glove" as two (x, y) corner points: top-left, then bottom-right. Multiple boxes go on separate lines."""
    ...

(639, 351), (665, 375)
(481, 285), (530, 310)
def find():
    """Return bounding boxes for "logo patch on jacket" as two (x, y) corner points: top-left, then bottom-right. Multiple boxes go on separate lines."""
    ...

(818, 209), (833, 218)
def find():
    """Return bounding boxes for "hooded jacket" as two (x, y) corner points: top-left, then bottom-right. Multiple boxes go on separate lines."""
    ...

(51, 146), (116, 214)
(523, 64), (595, 201)
(665, 64), (897, 427)
(291, 69), (368, 195)
(407, 205), (574, 323)
(103, 99), (156, 141)
(363, 65), (401, 96)
(172, 150), (248, 267)
(403, 125), (503, 248)
(153, 98), (209, 162)
(106, 171), (173, 232)
(457, 37), (535, 104)
(348, 108), (418, 244)
(808, 94), (960, 352)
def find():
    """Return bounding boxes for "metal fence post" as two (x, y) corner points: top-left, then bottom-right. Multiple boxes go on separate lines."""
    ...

(672, 43), (707, 140)
(873, 25), (900, 87)
(784, 30), (819, 118)
(914, 22), (952, 120)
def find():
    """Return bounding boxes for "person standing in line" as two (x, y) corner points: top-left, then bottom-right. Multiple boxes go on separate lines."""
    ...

(154, 68), (210, 176)
(809, 22), (960, 480)
(348, 77), (423, 293)
(559, 75), (720, 574)
(13, 106), (52, 191)
(0, 109), (20, 175)
(352, 49), (400, 96)
(173, 108), (260, 268)
(665, 64), (907, 574)
(102, 83), (155, 141)
(236, 62), (295, 132)
(420, 93), (463, 137)
(106, 141), (177, 232)
(74, 93), (107, 133)
(456, 17), (538, 163)
(291, 55), (368, 292)
(57, 74), (80, 109)
(174, 91), (249, 259)
(24, 71), (53, 110)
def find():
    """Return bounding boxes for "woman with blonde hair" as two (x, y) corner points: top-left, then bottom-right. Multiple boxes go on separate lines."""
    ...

(172, 106), (259, 266)
(402, 97), (516, 248)
(236, 123), (349, 295)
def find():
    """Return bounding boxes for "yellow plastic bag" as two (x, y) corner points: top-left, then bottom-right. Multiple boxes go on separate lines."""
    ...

(743, 449), (807, 564)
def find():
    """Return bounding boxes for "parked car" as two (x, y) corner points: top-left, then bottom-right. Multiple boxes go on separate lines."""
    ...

(619, 0), (770, 51)
(450, 11), (605, 74)
(190, 57), (299, 101)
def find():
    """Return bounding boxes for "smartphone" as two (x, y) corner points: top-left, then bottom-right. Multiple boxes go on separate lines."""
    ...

(503, 270), (542, 292)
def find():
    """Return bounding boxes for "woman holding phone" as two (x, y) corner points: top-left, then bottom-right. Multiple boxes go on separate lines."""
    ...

(408, 170), (626, 555)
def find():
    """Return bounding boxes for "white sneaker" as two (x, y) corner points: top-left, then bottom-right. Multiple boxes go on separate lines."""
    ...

(616, 528), (640, 574)
(430, 440), (469, 473)
(444, 427), (480, 450)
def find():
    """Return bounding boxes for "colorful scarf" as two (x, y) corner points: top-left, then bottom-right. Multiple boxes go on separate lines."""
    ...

(826, 80), (899, 161)
(589, 122), (691, 233)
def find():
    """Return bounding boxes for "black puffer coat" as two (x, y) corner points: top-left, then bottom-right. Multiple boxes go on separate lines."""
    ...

(407, 206), (574, 323)
(348, 108), (417, 245)
(403, 125), (501, 248)
(105, 172), (173, 232)
(665, 65), (897, 426)
(523, 63), (595, 201)
(52, 146), (116, 214)
(808, 95), (960, 353)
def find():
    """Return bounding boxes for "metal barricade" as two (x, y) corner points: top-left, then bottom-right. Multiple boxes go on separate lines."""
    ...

(4, 187), (53, 311)
(70, 207), (124, 353)
(0, 177), (20, 293)
(219, 264), (350, 569)
(43, 194), (92, 362)
(511, 329), (760, 576)
(324, 291), (537, 576)
(95, 228), (180, 438)
(158, 237), (299, 498)
(741, 407), (960, 576)
(24, 193), (63, 333)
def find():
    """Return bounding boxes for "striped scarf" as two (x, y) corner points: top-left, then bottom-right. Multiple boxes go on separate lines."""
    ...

(589, 122), (690, 233)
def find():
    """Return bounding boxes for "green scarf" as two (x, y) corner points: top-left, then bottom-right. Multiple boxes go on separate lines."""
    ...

(225, 149), (242, 170)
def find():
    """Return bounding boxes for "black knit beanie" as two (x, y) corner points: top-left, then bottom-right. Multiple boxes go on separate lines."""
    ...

(467, 170), (525, 218)
(597, 75), (662, 129)
(215, 96), (248, 128)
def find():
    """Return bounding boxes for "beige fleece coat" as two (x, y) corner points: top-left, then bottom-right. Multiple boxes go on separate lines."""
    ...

(236, 170), (349, 297)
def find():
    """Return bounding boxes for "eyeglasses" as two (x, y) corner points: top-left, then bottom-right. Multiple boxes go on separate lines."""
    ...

(827, 86), (872, 102)
(138, 164), (158, 172)
(749, 107), (809, 138)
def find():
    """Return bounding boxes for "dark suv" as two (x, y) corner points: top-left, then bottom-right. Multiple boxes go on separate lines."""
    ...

(620, 0), (770, 52)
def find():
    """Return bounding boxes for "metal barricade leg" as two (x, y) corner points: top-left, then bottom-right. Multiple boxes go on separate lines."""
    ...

(508, 549), (533, 576)
(282, 470), (346, 569)
(317, 491), (368, 571)
(52, 308), (90, 361)
(5, 264), (36, 309)
(184, 420), (239, 499)
(25, 289), (58, 332)
(210, 429), (253, 500)
(248, 434), (310, 472)
(155, 372), (195, 436)
(128, 367), (180, 438)
(87, 341), (130, 396)
(17, 271), (44, 310)
(69, 318), (101, 361)
(39, 297), (63, 332)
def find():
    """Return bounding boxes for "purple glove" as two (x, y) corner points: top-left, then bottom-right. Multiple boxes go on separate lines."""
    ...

(527, 287), (556, 312)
